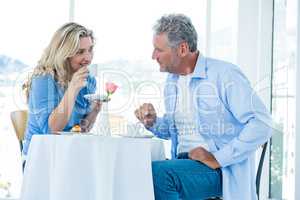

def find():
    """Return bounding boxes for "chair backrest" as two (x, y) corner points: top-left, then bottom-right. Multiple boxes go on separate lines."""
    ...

(109, 114), (127, 135)
(10, 110), (28, 152)
(256, 142), (268, 200)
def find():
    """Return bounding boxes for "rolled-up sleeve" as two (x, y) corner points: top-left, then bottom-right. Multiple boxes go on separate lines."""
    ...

(29, 75), (59, 134)
(213, 68), (273, 167)
(87, 75), (96, 94)
(148, 115), (171, 139)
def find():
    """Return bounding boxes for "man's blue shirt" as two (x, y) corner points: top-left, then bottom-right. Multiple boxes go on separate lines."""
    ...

(149, 55), (272, 200)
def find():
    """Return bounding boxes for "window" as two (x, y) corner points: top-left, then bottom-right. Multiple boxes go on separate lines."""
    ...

(209, 0), (238, 63)
(270, 0), (297, 199)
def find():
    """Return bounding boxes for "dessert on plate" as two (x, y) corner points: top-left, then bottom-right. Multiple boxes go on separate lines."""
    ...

(71, 125), (81, 133)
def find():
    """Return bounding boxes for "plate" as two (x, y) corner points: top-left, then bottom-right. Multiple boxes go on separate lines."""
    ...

(52, 131), (78, 135)
(84, 94), (110, 102)
(54, 131), (79, 135)
(53, 131), (94, 135)
(115, 134), (154, 138)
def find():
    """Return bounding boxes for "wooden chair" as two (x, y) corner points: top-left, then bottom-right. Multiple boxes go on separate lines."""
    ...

(10, 110), (28, 152)
(109, 114), (127, 135)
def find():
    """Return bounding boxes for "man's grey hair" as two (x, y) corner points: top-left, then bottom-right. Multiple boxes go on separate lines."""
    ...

(153, 14), (198, 52)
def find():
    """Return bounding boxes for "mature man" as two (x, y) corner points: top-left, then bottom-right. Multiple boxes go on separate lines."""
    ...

(135, 14), (272, 200)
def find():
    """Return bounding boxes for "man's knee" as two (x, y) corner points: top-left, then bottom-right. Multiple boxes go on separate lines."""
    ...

(152, 160), (167, 178)
(152, 161), (174, 185)
(152, 161), (180, 199)
(152, 160), (178, 193)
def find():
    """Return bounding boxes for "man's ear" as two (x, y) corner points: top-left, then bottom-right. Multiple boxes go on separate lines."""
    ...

(177, 42), (189, 57)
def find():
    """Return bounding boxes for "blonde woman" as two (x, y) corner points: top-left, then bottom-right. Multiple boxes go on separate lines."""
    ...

(22, 22), (101, 156)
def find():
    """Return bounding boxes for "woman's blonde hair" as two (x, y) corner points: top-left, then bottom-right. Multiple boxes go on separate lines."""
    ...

(23, 22), (94, 99)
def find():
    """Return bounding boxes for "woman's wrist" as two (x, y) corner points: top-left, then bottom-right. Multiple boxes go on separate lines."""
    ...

(91, 101), (102, 113)
(92, 104), (101, 113)
(66, 85), (79, 100)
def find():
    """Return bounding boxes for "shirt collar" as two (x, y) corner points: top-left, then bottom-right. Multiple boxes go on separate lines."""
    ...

(191, 53), (207, 79)
(168, 52), (207, 81)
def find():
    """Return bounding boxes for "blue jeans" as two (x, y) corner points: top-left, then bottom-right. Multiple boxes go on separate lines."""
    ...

(152, 154), (222, 200)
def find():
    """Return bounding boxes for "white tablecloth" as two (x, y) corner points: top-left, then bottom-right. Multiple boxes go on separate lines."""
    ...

(20, 135), (165, 200)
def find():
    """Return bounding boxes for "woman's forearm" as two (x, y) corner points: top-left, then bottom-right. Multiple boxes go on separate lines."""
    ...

(48, 87), (78, 132)
(84, 109), (100, 131)
(83, 101), (101, 131)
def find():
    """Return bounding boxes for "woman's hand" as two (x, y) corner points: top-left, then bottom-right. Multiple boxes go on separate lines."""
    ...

(69, 66), (89, 94)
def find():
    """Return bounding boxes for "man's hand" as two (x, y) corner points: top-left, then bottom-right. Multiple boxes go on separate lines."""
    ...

(134, 103), (157, 128)
(188, 146), (221, 169)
